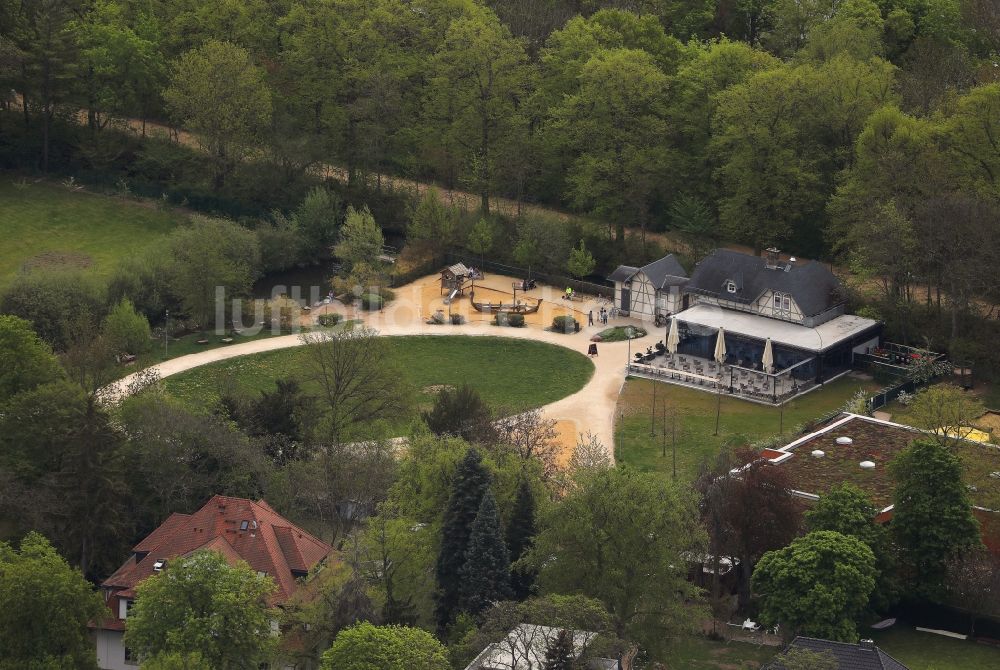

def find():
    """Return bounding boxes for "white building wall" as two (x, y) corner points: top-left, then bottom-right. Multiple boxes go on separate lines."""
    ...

(628, 274), (655, 320)
(96, 629), (135, 670)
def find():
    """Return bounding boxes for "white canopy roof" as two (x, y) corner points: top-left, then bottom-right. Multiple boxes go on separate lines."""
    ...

(673, 303), (879, 353)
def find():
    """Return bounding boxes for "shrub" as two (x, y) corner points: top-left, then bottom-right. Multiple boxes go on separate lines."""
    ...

(450, 313), (465, 325)
(494, 313), (525, 328)
(360, 293), (384, 311)
(552, 315), (578, 333)
(103, 298), (153, 354)
(317, 313), (342, 327)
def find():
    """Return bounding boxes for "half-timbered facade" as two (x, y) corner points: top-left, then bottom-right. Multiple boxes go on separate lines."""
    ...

(608, 254), (688, 323)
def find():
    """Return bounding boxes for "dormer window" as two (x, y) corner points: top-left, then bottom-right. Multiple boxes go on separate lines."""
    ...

(725, 280), (737, 294)
(240, 520), (249, 531)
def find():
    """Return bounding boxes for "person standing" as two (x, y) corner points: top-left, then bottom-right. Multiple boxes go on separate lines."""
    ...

(588, 310), (594, 326)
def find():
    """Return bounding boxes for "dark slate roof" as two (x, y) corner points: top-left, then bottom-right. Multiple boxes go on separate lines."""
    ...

(608, 265), (640, 283)
(767, 637), (909, 670)
(686, 249), (845, 316)
(608, 255), (688, 289)
(639, 254), (688, 289)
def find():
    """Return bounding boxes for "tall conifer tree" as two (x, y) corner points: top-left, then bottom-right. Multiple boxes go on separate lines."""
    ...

(434, 448), (491, 629)
(459, 489), (511, 617)
(506, 477), (537, 599)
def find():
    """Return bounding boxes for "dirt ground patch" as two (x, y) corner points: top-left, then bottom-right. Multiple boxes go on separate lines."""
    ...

(22, 250), (93, 273)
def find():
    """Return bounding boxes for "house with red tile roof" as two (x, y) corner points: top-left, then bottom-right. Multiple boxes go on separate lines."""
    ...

(94, 495), (334, 670)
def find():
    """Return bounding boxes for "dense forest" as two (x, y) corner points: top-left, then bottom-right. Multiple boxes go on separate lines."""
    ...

(3, 0), (1000, 359)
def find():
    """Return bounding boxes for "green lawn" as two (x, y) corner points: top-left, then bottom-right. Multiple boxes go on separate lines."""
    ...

(616, 375), (881, 481)
(661, 636), (776, 669)
(162, 335), (594, 433)
(0, 178), (185, 287)
(872, 626), (1000, 670)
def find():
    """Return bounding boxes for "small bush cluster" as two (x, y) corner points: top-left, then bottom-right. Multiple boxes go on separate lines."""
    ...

(552, 315), (578, 333)
(317, 313), (342, 327)
(360, 293), (383, 311)
(450, 313), (465, 325)
(494, 312), (525, 328)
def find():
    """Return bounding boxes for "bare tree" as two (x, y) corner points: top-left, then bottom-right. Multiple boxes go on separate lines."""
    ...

(569, 432), (611, 472)
(285, 440), (397, 542)
(493, 408), (560, 478)
(946, 548), (1000, 637)
(300, 327), (409, 442)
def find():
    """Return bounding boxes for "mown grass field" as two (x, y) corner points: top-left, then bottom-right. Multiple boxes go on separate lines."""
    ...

(872, 626), (1000, 670)
(0, 178), (184, 287)
(162, 335), (594, 433)
(663, 636), (776, 669)
(616, 375), (881, 481)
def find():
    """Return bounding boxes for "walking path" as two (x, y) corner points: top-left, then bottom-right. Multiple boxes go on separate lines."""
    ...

(107, 274), (660, 461)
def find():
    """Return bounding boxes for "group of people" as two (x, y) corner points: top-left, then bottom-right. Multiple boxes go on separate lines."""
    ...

(587, 307), (610, 326)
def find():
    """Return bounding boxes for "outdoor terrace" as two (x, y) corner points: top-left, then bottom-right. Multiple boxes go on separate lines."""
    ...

(627, 349), (818, 405)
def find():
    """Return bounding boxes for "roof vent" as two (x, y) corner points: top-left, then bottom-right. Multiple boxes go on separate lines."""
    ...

(811, 450), (825, 458)
(860, 460), (876, 469)
(153, 559), (167, 572)
(836, 436), (853, 445)
(859, 639), (875, 652)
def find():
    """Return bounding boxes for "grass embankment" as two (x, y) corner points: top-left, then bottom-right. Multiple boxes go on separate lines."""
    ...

(0, 178), (185, 287)
(162, 335), (594, 434)
(615, 375), (881, 481)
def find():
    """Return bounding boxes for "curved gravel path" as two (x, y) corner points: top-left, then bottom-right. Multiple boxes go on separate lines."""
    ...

(107, 306), (657, 460)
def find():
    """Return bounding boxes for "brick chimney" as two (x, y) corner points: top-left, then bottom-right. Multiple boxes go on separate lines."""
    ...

(858, 639), (875, 651)
(764, 247), (781, 269)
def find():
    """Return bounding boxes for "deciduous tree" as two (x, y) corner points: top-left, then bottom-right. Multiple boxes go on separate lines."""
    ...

(0, 532), (104, 670)
(124, 551), (278, 668)
(299, 326), (407, 442)
(753, 530), (876, 641)
(890, 438), (981, 596)
(0, 314), (62, 401)
(102, 298), (152, 356)
(164, 216), (261, 332)
(333, 206), (385, 275)
(531, 467), (705, 646)
(424, 5), (532, 213)
(566, 240), (596, 279)
(423, 384), (495, 443)
(163, 40), (272, 188)
(551, 47), (669, 244)
(320, 622), (450, 670)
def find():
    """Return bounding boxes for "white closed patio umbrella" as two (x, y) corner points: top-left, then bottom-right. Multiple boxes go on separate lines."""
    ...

(713, 327), (727, 436)
(666, 317), (680, 354)
(762, 338), (774, 374)
(714, 327), (727, 364)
